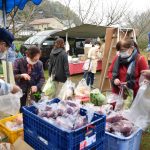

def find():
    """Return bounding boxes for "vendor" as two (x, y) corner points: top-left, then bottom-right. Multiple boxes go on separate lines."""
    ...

(13, 47), (45, 108)
(0, 28), (20, 95)
(108, 38), (148, 97)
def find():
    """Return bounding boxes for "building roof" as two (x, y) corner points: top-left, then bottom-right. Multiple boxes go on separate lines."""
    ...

(30, 18), (62, 25)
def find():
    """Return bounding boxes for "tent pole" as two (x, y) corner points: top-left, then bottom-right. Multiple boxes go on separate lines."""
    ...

(2, 0), (7, 28)
(2, 0), (10, 83)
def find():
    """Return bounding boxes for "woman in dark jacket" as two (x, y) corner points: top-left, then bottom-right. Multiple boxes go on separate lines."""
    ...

(14, 46), (45, 107)
(48, 38), (70, 96)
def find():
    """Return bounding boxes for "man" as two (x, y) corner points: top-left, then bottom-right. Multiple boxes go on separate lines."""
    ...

(0, 28), (20, 95)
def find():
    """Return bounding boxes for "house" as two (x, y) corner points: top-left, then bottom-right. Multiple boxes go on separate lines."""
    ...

(30, 18), (64, 31)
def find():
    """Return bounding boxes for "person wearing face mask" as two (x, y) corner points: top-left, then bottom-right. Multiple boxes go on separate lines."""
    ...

(0, 28), (20, 95)
(108, 38), (148, 97)
(83, 41), (101, 88)
(13, 46), (45, 108)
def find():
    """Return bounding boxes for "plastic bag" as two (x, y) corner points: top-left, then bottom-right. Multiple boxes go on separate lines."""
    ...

(83, 59), (92, 71)
(123, 82), (150, 130)
(0, 91), (22, 115)
(75, 79), (90, 97)
(90, 89), (106, 106)
(42, 77), (56, 97)
(58, 80), (75, 100)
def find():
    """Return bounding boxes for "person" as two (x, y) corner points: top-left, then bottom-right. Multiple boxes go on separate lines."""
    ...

(48, 38), (70, 96)
(83, 41), (101, 88)
(84, 38), (92, 59)
(13, 46), (45, 108)
(0, 28), (20, 95)
(141, 70), (150, 80)
(15, 49), (23, 59)
(7, 43), (16, 63)
(108, 38), (149, 97)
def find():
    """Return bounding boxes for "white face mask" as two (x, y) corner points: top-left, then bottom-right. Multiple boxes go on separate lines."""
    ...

(26, 57), (38, 65)
(120, 50), (130, 58)
(0, 50), (7, 60)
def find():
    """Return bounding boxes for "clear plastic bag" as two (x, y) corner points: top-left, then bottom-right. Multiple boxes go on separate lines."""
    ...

(123, 82), (150, 130)
(42, 77), (56, 97)
(0, 91), (22, 115)
(58, 80), (75, 100)
(75, 79), (91, 97)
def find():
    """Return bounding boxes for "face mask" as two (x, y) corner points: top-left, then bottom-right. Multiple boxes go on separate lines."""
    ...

(26, 57), (38, 65)
(0, 50), (6, 60)
(120, 50), (130, 58)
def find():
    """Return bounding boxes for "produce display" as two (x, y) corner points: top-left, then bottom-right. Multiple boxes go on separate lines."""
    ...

(106, 112), (136, 137)
(5, 115), (23, 131)
(90, 89), (106, 106)
(37, 100), (89, 131)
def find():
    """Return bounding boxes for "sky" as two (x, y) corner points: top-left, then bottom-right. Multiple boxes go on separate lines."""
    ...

(53, 0), (150, 13)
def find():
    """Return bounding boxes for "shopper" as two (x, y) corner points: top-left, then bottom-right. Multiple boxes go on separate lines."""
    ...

(84, 41), (101, 88)
(48, 38), (70, 96)
(14, 46), (45, 107)
(0, 28), (20, 95)
(108, 38), (149, 97)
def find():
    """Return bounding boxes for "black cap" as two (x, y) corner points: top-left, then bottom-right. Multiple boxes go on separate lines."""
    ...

(0, 28), (14, 47)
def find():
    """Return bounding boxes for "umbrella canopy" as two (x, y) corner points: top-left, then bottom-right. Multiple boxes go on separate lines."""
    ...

(0, 0), (42, 13)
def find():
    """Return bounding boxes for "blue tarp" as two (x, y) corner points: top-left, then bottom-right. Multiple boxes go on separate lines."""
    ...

(0, 0), (42, 13)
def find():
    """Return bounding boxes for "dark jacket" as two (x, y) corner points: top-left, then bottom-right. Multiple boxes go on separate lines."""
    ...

(48, 48), (70, 83)
(13, 57), (45, 92)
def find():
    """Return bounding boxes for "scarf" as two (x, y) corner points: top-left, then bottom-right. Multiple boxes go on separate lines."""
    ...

(27, 64), (33, 75)
(112, 49), (138, 89)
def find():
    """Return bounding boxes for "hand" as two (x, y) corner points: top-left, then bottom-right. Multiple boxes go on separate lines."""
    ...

(21, 74), (31, 80)
(114, 79), (121, 86)
(141, 70), (150, 76)
(31, 86), (37, 93)
(11, 85), (21, 94)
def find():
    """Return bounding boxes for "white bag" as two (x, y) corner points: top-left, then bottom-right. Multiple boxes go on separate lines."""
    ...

(83, 59), (92, 71)
(123, 82), (150, 130)
(0, 91), (22, 115)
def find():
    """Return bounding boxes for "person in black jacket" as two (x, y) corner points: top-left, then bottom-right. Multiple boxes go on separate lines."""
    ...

(48, 38), (70, 96)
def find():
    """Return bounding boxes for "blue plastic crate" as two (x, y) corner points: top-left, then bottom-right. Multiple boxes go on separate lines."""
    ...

(22, 98), (106, 150)
(105, 128), (142, 150)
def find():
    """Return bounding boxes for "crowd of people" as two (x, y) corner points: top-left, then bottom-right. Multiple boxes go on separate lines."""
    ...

(0, 27), (150, 112)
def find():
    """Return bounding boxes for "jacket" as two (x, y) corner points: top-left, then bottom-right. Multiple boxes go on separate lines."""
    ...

(13, 57), (45, 92)
(88, 47), (100, 73)
(48, 48), (70, 83)
(108, 54), (148, 97)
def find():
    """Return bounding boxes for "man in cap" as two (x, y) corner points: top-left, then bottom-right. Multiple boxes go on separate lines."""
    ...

(0, 28), (20, 95)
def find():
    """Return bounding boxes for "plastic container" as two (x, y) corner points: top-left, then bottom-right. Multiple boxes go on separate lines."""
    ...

(0, 114), (23, 143)
(22, 98), (106, 150)
(105, 128), (142, 150)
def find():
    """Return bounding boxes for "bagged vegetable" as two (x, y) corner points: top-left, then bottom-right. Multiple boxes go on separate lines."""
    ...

(123, 82), (150, 130)
(90, 89), (106, 106)
(0, 91), (22, 115)
(123, 87), (133, 110)
(75, 79), (90, 99)
(42, 77), (56, 98)
(58, 79), (75, 100)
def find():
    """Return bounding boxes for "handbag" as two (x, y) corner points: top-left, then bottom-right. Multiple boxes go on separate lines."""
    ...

(83, 59), (92, 71)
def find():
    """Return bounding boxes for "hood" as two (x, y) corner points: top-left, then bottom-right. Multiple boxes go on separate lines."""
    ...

(51, 48), (64, 55)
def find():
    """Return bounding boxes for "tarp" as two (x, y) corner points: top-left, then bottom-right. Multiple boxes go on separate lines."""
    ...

(51, 24), (108, 38)
(0, 0), (42, 13)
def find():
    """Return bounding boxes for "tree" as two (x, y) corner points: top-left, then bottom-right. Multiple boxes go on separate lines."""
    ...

(126, 10), (150, 49)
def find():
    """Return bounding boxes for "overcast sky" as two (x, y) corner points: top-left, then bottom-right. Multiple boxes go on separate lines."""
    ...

(53, 0), (150, 13)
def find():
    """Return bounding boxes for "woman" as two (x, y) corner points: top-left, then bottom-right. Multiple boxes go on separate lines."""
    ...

(108, 38), (148, 97)
(84, 41), (101, 88)
(48, 38), (70, 96)
(14, 46), (45, 107)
